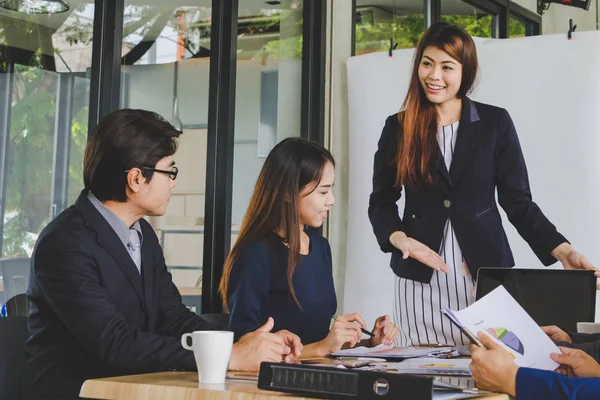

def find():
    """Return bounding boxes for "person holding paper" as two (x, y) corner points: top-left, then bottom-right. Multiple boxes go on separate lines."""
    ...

(470, 332), (600, 398)
(220, 138), (399, 358)
(542, 325), (600, 362)
(24, 110), (302, 400)
(369, 22), (597, 347)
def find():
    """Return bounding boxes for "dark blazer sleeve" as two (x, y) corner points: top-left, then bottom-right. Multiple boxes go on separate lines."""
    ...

(227, 242), (270, 339)
(495, 109), (567, 265)
(151, 233), (219, 339)
(559, 340), (600, 363)
(570, 332), (600, 344)
(559, 332), (600, 362)
(516, 367), (600, 399)
(368, 114), (405, 253)
(34, 231), (200, 373)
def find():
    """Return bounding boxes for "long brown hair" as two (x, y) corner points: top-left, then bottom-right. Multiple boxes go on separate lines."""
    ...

(219, 138), (335, 312)
(396, 22), (478, 188)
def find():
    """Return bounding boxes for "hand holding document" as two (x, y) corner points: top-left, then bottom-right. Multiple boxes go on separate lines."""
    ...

(443, 285), (560, 371)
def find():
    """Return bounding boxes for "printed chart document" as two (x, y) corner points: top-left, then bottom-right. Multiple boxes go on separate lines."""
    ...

(442, 285), (559, 371)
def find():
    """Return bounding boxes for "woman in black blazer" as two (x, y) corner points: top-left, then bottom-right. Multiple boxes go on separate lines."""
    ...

(369, 23), (596, 347)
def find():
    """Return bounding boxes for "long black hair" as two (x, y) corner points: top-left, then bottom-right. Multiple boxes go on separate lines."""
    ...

(220, 137), (335, 311)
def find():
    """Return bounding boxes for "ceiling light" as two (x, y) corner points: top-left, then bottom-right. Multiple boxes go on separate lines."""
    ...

(0, 0), (70, 14)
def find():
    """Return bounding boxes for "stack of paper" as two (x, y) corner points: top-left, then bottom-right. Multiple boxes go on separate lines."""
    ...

(382, 358), (472, 376)
(331, 344), (456, 359)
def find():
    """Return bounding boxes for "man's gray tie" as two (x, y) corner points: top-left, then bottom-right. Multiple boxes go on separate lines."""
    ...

(127, 229), (142, 274)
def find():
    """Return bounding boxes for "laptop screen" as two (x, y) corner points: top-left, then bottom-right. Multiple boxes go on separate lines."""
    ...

(476, 268), (596, 333)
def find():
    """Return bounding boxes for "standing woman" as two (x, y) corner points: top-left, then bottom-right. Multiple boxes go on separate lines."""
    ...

(369, 22), (596, 347)
(221, 138), (399, 358)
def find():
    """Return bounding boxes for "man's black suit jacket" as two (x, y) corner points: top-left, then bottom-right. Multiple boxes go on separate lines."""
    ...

(369, 97), (567, 283)
(24, 190), (217, 399)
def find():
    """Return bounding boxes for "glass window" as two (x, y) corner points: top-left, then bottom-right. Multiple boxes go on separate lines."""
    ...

(509, 17), (527, 38)
(120, 3), (212, 312)
(0, 3), (95, 303)
(231, 0), (304, 246)
(355, 0), (425, 54)
(441, 0), (494, 38)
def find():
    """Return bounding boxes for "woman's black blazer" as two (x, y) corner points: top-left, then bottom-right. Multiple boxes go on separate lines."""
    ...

(368, 97), (567, 283)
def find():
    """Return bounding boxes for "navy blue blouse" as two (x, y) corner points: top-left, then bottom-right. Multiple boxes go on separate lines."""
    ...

(227, 228), (337, 344)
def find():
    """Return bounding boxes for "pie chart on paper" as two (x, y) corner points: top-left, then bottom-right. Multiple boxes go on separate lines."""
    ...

(487, 327), (525, 355)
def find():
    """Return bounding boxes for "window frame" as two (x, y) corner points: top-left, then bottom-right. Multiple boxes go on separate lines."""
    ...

(351, 0), (541, 53)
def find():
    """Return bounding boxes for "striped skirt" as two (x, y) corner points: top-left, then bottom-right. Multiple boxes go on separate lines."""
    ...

(394, 219), (475, 346)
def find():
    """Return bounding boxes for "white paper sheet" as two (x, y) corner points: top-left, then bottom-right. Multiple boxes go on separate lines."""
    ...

(382, 357), (472, 376)
(446, 286), (560, 371)
(332, 344), (455, 359)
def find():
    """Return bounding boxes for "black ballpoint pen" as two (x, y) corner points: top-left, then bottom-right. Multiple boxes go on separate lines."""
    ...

(331, 316), (374, 337)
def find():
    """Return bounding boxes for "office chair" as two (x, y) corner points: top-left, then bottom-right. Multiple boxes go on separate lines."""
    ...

(0, 258), (31, 302)
(6, 294), (28, 317)
(0, 316), (29, 400)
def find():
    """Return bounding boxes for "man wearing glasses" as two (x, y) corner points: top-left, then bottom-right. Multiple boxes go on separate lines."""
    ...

(23, 109), (301, 399)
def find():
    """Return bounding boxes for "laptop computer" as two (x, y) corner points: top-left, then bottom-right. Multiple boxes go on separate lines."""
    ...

(475, 268), (596, 333)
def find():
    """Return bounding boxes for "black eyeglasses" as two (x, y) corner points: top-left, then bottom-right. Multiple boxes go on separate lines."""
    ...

(125, 166), (179, 180)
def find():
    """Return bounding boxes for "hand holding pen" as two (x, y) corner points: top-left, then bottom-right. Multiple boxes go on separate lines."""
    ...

(313, 312), (368, 356)
(331, 314), (374, 337)
(369, 315), (399, 347)
(328, 313), (400, 350)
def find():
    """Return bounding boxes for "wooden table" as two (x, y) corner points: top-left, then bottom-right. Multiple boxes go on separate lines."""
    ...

(79, 371), (510, 399)
(80, 372), (311, 399)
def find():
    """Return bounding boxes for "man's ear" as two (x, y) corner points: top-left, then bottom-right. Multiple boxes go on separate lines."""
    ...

(126, 168), (146, 193)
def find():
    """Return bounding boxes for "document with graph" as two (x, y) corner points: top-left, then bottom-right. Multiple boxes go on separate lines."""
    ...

(442, 285), (560, 371)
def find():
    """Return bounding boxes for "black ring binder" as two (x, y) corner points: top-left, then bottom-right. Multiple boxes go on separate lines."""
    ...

(258, 362), (436, 399)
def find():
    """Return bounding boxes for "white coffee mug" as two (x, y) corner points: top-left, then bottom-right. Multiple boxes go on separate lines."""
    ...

(181, 331), (234, 384)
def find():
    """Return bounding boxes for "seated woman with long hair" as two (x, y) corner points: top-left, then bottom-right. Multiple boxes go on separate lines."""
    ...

(219, 138), (399, 358)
